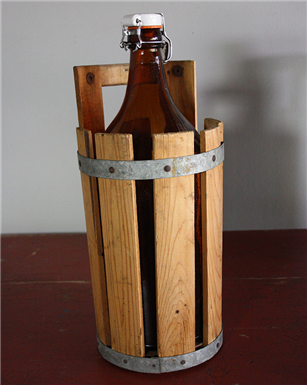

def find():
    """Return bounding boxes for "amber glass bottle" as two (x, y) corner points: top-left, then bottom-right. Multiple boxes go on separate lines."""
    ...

(106, 14), (202, 351)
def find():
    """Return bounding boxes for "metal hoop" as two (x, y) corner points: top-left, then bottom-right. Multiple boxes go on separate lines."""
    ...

(78, 143), (224, 180)
(97, 329), (223, 373)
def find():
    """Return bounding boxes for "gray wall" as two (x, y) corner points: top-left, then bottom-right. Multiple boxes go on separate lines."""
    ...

(2, 1), (306, 234)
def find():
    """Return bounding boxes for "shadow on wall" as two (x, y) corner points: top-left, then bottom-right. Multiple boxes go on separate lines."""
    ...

(206, 45), (307, 230)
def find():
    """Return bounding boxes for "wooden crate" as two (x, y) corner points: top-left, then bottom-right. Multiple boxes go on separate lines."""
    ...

(74, 61), (223, 371)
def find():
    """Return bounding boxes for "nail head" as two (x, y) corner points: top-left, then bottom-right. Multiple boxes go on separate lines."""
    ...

(86, 72), (95, 85)
(172, 65), (184, 77)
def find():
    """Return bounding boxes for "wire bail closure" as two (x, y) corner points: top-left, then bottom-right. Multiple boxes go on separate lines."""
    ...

(120, 13), (172, 63)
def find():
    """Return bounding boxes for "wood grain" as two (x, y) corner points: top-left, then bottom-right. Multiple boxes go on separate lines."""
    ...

(76, 127), (111, 346)
(100, 64), (129, 86)
(201, 120), (224, 345)
(153, 131), (196, 357)
(204, 118), (224, 142)
(74, 66), (105, 136)
(95, 133), (145, 357)
(165, 60), (197, 130)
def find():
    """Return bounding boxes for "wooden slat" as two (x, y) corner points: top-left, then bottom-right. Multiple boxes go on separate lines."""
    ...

(204, 118), (224, 142)
(164, 60), (197, 130)
(153, 131), (195, 357)
(201, 119), (224, 345)
(99, 64), (129, 86)
(95, 133), (145, 357)
(76, 127), (111, 346)
(74, 65), (105, 135)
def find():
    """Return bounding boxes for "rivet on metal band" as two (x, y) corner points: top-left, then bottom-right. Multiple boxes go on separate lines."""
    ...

(77, 142), (224, 180)
(97, 329), (223, 373)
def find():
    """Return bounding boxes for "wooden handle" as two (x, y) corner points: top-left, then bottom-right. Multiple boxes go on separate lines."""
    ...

(74, 66), (106, 135)
(165, 61), (197, 130)
(74, 61), (197, 133)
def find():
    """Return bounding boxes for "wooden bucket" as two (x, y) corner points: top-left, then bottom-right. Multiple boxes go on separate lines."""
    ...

(74, 62), (224, 373)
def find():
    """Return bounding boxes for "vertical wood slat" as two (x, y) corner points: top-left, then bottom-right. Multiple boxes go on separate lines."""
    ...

(164, 60), (197, 130)
(201, 120), (224, 346)
(95, 133), (145, 357)
(74, 66), (106, 135)
(76, 127), (111, 346)
(153, 131), (196, 357)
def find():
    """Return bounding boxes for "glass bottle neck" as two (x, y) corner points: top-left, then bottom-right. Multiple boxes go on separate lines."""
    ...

(126, 28), (168, 89)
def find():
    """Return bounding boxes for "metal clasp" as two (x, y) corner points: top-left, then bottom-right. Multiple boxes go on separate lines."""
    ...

(119, 13), (172, 63)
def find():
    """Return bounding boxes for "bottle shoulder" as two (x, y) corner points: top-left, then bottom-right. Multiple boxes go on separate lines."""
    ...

(106, 83), (195, 132)
(106, 86), (200, 151)
(105, 47), (200, 152)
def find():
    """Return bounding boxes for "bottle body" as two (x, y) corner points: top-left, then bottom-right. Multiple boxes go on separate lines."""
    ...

(106, 25), (202, 351)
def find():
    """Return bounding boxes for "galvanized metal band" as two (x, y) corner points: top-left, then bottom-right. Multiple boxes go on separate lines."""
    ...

(78, 142), (224, 180)
(97, 329), (223, 373)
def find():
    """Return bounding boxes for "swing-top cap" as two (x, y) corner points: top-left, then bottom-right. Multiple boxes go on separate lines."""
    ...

(120, 13), (172, 62)
(122, 13), (164, 29)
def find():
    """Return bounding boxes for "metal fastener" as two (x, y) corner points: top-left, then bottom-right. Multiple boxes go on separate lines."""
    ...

(172, 65), (184, 77)
(86, 72), (95, 85)
(164, 165), (171, 172)
(181, 360), (186, 365)
(212, 155), (216, 162)
(109, 167), (115, 173)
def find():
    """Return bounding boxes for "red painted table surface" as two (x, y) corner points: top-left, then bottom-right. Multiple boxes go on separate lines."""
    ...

(2, 230), (306, 384)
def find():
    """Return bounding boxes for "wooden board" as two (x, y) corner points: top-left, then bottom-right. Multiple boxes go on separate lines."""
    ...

(95, 133), (145, 357)
(201, 120), (224, 345)
(165, 60), (197, 130)
(100, 64), (129, 86)
(204, 118), (224, 142)
(74, 66), (105, 135)
(153, 131), (196, 357)
(76, 127), (111, 346)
